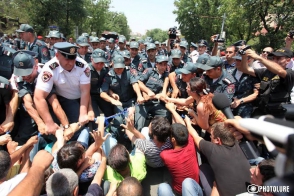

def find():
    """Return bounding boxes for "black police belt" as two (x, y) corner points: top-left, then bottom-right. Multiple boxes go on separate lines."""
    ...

(0, 82), (9, 89)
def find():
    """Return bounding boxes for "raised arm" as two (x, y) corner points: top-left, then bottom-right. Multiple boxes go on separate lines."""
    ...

(79, 83), (90, 125)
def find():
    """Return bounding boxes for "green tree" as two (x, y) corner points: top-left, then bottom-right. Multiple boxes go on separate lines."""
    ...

(145, 28), (168, 42)
(104, 12), (131, 40)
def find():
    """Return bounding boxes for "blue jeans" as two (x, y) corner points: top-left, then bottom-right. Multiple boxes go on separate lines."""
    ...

(102, 132), (117, 157)
(70, 127), (90, 149)
(157, 178), (203, 196)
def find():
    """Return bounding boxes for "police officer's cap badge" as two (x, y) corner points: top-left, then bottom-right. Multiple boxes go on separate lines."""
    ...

(19, 62), (24, 67)
(70, 47), (76, 54)
(42, 71), (52, 82)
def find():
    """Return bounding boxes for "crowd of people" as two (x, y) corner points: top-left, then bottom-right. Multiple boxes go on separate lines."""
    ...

(0, 23), (293, 196)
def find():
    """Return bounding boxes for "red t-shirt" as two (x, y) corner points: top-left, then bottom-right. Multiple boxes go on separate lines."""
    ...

(160, 135), (199, 194)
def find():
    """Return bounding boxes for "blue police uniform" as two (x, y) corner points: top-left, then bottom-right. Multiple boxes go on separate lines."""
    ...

(0, 44), (16, 79)
(223, 60), (236, 75)
(134, 68), (171, 131)
(231, 68), (259, 118)
(167, 60), (185, 73)
(27, 39), (50, 64)
(0, 76), (11, 125)
(203, 69), (236, 101)
(78, 53), (92, 63)
(100, 67), (139, 143)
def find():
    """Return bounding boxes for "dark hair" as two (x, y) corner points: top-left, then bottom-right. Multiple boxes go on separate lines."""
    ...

(117, 176), (143, 196)
(227, 45), (238, 52)
(0, 150), (11, 180)
(171, 123), (189, 146)
(108, 144), (130, 171)
(57, 142), (84, 172)
(150, 117), (171, 143)
(258, 159), (276, 183)
(211, 122), (235, 146)
(189, 77), (215, 114)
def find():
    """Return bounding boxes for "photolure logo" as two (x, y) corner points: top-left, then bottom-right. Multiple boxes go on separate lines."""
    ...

(247, 184), (290, 194)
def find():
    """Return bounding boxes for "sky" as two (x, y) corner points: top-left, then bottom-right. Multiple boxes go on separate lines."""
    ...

(109, 0), (178, 35)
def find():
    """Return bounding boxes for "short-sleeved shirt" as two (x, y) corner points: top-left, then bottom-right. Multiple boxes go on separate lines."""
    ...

(139, 68), (169, 94)
(0, 173), (27, 196)
(89, 63), (109, 95)
(100, 68), (138, 102)
(134, 138), (172, 168)
(199, 140), (251, 196)
(103, 150), (146, 183)
(35, 56), (90, 99)
(160, 135), (200, 194)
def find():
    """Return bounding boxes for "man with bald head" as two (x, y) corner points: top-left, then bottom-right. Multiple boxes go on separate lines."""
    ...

(117, 177), (143, 196)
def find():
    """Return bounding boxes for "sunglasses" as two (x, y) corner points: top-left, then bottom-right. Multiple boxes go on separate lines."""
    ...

(262, 51), (271, 54)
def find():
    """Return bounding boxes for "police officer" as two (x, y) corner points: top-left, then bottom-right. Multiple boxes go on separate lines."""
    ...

(135, 43), (157, 74)
(89, 49), (113, 117)
(34, 42), (90, 147)
(47, 30), (61, 59)
(16, 24), (50, 64)
(130, 41), (142, 68)
(126, 41), (130, 51)
(76, 36), (91, 63)
(99, 37), (110, 62)
(155, 41), (164, 56)
(198, 55), (236, 101)
(161, 41), (168, 56)
(179, 41), (191, 63)
(167, 49), (185, 73)
(89, 37), (100, 50)
(108, 38), (116, 61)
(121, 50), (136, 70)
(230, 54), (259, 118)
(0, 43), (16, 79)
(189, 42), (199, 63)
(100, 55), (143, 145)
(135, 55), (171, 131)
(197, 39), (208, 56)
(138, 40), (147, 58)
(240, 48), (294, 118)
(113, 37), (128, 57)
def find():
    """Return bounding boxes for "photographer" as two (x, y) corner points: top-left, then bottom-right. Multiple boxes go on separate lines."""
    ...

(167, 27), (180, 54)
(239, 48), (294, 118)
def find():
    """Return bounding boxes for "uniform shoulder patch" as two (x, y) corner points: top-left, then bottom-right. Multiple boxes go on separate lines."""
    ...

(49, 62), (59, 70)
(141, 59), (147, 63)
(84, 67), (90, 77)
(76, 61), (85, 68)
(42, 47), (48, 56)
(130, 68), (138, 76)
(226, 84), (235, 94)
(142, 68), (150, 75)
(42, 71), (52, 82)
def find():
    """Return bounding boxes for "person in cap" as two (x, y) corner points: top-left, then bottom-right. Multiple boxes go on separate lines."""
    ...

(16, 24), (50, 64)
(197, 39), (208, 56)
(34, 42), (91, 147)
(199, 56), (236, 101)
(47, 30), (61, 59)
(0, 42), (16, 79)
(134, 55), (171, 131)
(161, 41), (168, 56)
(112, 37), (128, 58)
(189, 42), (199, 63)
(89, 37), (100, 50)
(129, 41), (143, 68)
(100, 55), (143, 148)
(168, 62), (198, 99)
(179, 41), (191, 63)
(126, 41), (130, 51)
(107, 38), (116, 61)
(138, 40), (147, 58)
(10, 50), (73, 144)
(136, 43), (157, 74)
(130, 37), (136, 42)
(154, 41), (163, 56)
(88, 49), (113, 119)
(230, 54), (259, 118)
(121, 50), (135, 69)
(76, 36), (91, 63)
(167, 49), (185, 73)
(239, 47), (294, 118)
(98, 37), (111, 62)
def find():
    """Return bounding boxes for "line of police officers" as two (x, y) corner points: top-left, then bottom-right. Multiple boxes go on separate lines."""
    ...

(1, 23), (294, 152)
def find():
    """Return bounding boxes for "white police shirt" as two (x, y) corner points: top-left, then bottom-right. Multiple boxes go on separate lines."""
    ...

(36, 56), (90, 99)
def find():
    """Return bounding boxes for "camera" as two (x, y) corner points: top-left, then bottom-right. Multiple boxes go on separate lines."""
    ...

(214, 34), (225, 43)
(247, 184), (259, 194)
(168, 26), (177, 39)
(238, 45), (251, 55)
(289, 30), (294, 39)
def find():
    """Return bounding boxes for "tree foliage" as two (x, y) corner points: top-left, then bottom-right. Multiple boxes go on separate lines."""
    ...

(174, 0), (294, 50)
(144, 28), (169, 42)
(0, 0), (131, 38)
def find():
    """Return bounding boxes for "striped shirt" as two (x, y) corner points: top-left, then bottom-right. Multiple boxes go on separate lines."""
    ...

(134, 138), (172, 168)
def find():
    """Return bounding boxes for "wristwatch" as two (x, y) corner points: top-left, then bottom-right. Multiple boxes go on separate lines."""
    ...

(240, 99), (244, 104)
(63, 124), (70, 129)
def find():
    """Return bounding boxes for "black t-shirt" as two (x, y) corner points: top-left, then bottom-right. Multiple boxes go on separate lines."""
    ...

(254, 68), (294, 94)
(85, 183), (103, 196)
(199, 140), (251, 196)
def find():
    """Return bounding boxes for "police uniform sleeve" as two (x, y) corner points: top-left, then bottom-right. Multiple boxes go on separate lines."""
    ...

(80, 65), (91, 85)
(100, 74), (111, 93)
(129, 69), (139, 84)
(139, 68), (152, 83)
(35, 67), (54, 93)
(253, 68), (265, 82)
(283, 69), (294, 92)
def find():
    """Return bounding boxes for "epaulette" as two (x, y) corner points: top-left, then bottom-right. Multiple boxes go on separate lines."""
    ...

(108, 70), (115, 76)
(76, 61), (85, 68)
(141, 59), (147, 63)
(49, 62), (59, 70)
(36, 41), (42, 46)
(222, 78), (233, 85)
